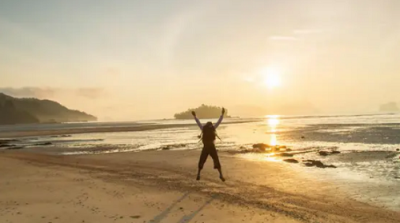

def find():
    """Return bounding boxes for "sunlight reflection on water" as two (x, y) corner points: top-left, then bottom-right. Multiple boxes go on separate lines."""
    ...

(266, 115), (280, 146)
(263, 152), (281, 162)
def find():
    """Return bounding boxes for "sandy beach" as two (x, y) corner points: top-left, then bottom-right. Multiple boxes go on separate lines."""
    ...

(1, 149), (399, 223)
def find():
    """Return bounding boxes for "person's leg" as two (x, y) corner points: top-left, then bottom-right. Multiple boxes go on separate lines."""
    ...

(209, 145), (225, 182)
(197, 148), (208, 180)
(217, 168), (225, 182)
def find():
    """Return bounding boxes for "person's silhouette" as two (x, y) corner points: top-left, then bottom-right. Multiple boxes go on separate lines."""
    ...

(192, 108), (225, 182)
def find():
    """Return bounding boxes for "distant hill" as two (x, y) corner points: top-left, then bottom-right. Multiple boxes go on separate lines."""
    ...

(0, 93), (97, 125)
(379, 102), (399, 112)
(174, 104), (229, 119)
(0, 99), (39, 125)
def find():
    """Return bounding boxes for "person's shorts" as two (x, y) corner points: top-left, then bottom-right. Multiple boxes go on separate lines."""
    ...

(198, 144), (221, 169)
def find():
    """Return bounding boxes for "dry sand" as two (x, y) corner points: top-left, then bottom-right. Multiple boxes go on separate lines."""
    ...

(1, 149), (400, 223)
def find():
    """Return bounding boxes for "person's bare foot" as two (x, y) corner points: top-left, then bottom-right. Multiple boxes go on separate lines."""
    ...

(220, 176), (225, 182)
(196, 175), (200, 181)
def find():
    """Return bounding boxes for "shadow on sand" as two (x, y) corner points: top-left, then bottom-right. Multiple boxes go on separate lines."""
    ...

(178, 195), (216, 223)
(150, 192), (217, 223)
(150, 192), (190, 223)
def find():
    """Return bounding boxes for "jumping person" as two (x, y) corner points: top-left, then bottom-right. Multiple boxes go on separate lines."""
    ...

(192, 108), (225, 182)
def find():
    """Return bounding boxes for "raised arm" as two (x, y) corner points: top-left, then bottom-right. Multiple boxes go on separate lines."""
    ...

(214, 108), (225, 129)
(192, 111), (203, 130)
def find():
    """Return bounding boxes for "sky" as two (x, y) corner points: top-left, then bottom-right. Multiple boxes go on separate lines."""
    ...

(1, 0), (400, 120)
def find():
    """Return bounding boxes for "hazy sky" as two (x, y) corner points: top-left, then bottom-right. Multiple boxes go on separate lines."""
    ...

(1, 0), (400, 120)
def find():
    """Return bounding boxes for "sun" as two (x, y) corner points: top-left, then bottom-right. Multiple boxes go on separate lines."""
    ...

(261, 67), (281, 89)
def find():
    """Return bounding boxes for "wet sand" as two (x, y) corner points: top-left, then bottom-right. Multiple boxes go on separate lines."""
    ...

(0, 120), (253, 138)
(1, 149), (400, 223)
(0, 124), (194, 138)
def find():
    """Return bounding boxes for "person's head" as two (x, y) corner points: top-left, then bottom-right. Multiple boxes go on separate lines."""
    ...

(202, 121), (216, 143)
(204, 121), (213, 128)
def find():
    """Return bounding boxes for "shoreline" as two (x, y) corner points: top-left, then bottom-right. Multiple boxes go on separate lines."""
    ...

(0, 124), (194, 138)
(1, 149), (399, 223)
(0, 120), (256, 138)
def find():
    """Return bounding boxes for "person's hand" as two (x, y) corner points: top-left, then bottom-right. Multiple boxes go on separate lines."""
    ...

(222, 108), (225, 115)
(192, 111), (196, 117)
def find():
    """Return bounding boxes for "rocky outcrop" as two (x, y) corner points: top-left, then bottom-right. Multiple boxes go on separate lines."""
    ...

(174, 104), (230, 119)
(302, 160), (337, 168)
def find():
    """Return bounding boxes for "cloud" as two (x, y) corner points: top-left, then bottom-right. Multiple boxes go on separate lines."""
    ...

(243, 77), (255, 82)
(269, 36), (298, 41)
(269, 29), (327, 42)
(76, 88), (106, 99)
(293, 29), (325, 35)
(0, 87), (58, 98)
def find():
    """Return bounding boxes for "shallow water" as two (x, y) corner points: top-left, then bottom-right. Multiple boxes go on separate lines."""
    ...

(7, 114), (400, 179)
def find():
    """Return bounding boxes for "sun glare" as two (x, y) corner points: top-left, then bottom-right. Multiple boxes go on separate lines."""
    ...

(268, 118), (280, 127)
(266, 115), (280, 146)
(266, 115), (280, 127)
(262, 67), (281, 89)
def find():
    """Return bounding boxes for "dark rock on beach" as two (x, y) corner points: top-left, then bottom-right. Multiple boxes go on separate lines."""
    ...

(318, 150), (341, 156)
(0, 141), (23, 150)
(279, 153), (294, 157)
(253, 143), (270, 151)
(0, 139), (18, 144)
(303, 160), (337, 168)
(318, 151), (330, 156)
(51, 135), (71, 138)
(7, 146), (25, 150)
(34, 142), (53, 146)
(284, 159), (299, 163)
(161, 144), (187, 151)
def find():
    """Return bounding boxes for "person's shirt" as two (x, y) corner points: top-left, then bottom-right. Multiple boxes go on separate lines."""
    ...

(194, 115), (224, 130)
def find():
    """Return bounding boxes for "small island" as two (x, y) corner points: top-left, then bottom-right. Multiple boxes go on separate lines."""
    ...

(174, 104), (230, 119)
(0, 93), (97, 125)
